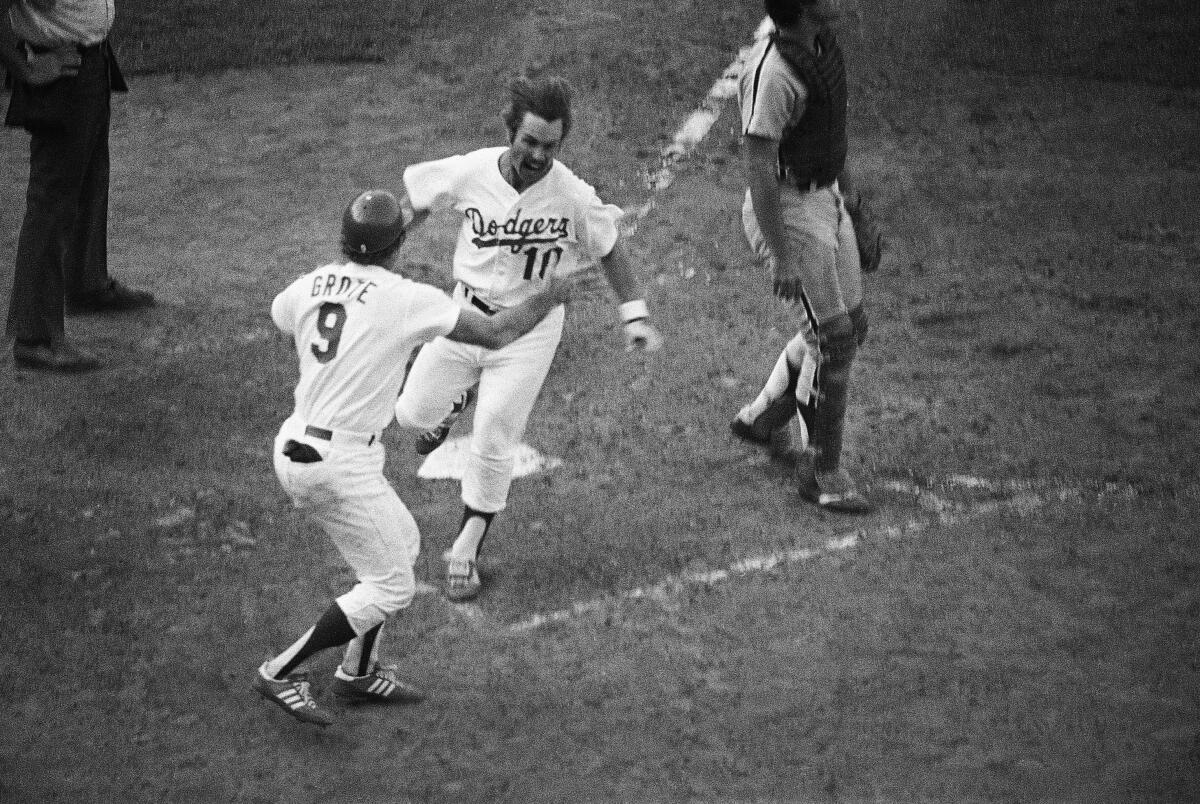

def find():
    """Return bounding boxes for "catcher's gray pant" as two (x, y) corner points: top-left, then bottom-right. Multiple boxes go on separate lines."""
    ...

(273, 415), (420, 635)
(742, 181), (863, 325)
(740, 181), (865, 472)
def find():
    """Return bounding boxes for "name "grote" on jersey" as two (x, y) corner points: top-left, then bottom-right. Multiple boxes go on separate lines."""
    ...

(310, 274), (378, 304)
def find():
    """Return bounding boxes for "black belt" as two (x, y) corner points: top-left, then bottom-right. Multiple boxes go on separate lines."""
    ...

(304, 425), (376, 446)
(458, 283), (498, 315)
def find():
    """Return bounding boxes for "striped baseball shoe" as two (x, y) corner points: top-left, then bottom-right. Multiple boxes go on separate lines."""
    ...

(444, 555), (482, 602)
(415, 387), (475, 456)
(332, 664), (426, 705)
(252, 666), (334, 726)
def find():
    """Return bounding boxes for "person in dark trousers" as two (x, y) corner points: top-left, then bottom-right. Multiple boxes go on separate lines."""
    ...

(1, 0), (153, 373)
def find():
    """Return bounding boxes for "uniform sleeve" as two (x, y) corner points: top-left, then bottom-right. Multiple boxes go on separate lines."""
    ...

(270, 278), (302, 333)
(403, 155), (470, 212)
(573, 185), (623, 260)
(741, 53), (806, 141)
(404, 281), (462, 342)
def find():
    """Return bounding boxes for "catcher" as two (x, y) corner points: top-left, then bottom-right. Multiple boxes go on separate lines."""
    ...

(253, 190), (596, 725)
(729, 0), (885, 513)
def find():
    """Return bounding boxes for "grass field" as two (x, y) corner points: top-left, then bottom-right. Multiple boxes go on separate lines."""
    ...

(2, 0), (1199, 801)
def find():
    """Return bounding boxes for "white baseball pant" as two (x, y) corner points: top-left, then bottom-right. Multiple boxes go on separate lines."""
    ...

(394, 303), (565, 513)
(273, 414), (420, 635)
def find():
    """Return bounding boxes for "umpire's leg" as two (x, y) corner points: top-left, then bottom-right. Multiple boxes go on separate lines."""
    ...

(7, 49), (110, 343)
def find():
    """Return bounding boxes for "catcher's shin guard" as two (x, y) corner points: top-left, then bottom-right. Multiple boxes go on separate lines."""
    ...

(811, 315), (858, 473)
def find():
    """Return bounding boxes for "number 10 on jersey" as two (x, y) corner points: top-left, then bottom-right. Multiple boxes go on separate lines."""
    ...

(522, 246), (563, 280)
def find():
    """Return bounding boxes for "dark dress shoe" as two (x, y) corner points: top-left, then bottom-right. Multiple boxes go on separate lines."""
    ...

(66, 279), (155, 314)
(13, 338), (102, 373)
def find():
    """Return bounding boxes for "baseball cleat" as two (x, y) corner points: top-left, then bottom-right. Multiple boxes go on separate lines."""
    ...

(730, 416), (796, 462)
(800, 466), (874, 514)
(444, 556), (482, 602)
(729, 415), (769, 445)
(332, 664), (425, 705)
(415, 387), (475, 456)
(252, 665), (335, 726)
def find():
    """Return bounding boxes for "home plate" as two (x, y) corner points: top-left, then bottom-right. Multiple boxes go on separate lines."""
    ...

(416, 435), (564, 481)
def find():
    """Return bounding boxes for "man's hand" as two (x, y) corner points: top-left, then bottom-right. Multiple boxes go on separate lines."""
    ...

(24, 47), (81, 86)
(544, 266), (603, 305)
(771, 257), (804, 303)
(623, 319), (663, 352)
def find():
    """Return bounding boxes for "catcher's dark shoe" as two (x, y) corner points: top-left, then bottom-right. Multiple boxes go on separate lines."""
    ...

(332, 664), (425, 705)
(252, 665), (334, 726)
(66, 279), (155, 315)
(730, 416), (796, 462)
(730, 415), (771, 446)
(415, 387), (474, 456)
(800, 465), (874, 515)
(13, 337), (101, 373)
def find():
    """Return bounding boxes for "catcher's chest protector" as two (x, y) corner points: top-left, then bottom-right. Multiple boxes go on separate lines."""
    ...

(774, 29), (849, 187)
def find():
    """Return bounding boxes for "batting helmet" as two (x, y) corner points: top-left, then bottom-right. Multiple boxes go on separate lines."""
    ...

(341, 190), (406, 260)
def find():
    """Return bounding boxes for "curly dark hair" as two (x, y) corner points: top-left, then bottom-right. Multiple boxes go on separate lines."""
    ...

(501, 75), (573, 140)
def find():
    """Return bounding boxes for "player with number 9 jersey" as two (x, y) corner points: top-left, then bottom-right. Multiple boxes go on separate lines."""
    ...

(272, 262), (459, 436)
(251, 190), (593, 727)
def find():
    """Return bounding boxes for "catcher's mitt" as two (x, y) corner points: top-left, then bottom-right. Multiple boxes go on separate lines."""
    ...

(845, 192), (884, 274)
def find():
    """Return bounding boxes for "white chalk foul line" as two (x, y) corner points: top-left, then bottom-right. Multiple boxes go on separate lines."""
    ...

(507, 527), (891, 634)
(505, 525), (917, 634)
(881, 477), (1138, 524)
(623, 17), (774, 236)
(502, 476), (1140, 633)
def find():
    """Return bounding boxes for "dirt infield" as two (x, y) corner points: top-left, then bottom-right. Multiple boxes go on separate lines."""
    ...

(2, 0), (1198, 801)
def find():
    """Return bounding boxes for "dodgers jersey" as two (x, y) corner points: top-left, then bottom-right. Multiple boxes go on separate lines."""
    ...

(403, 146), (622, 310)
(740, 35), (810, 141)
(272, 261), (460, 434)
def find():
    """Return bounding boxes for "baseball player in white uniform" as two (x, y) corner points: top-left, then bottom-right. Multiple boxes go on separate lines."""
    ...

(393, 75), (663, 602)
(252, 190), (596, 726)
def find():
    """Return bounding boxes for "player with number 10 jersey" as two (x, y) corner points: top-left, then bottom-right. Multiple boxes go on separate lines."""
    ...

(394, 75), (663, 602)
(404, 146), (622, 309)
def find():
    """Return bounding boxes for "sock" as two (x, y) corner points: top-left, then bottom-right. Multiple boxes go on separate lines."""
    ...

(264, 602), (356, 680)
(341, 622), (384, 677)
(739, 332), (816, 436)
(738, 348), (796, 427)
(449, 506), (495, 561)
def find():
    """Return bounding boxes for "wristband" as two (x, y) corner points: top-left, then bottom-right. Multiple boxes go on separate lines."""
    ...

(619, 299), (649, 323)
